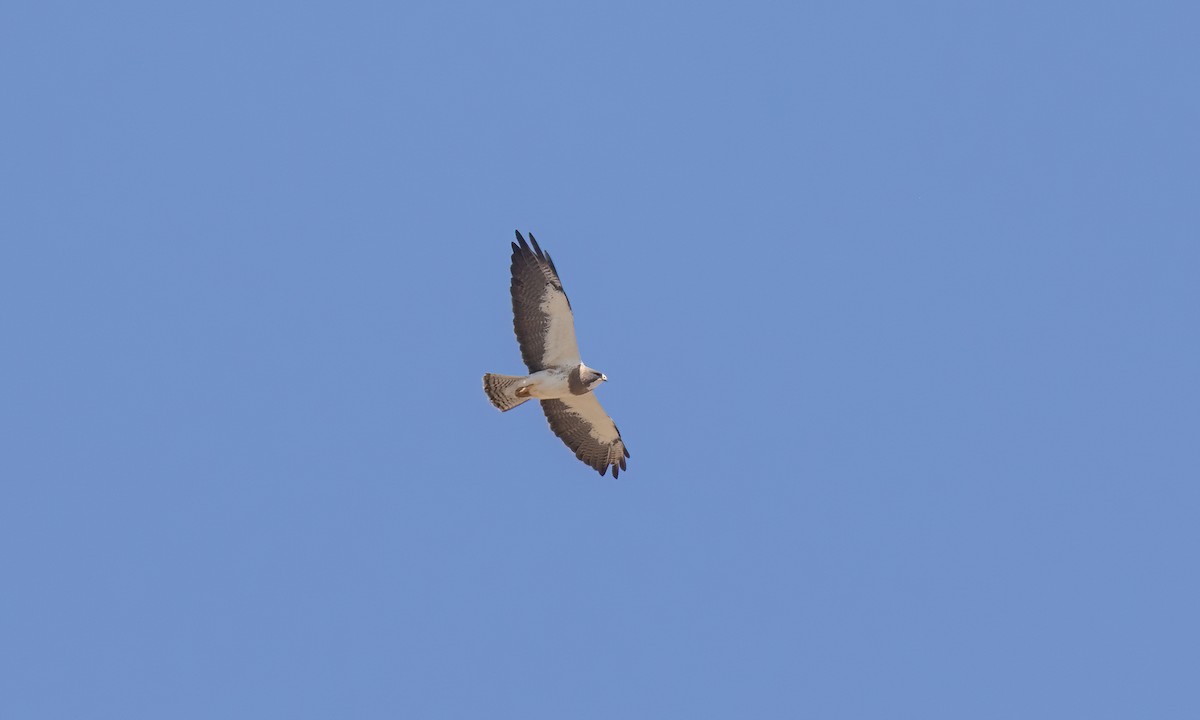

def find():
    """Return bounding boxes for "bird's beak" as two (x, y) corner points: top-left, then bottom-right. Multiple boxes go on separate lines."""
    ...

(601, 374), (608, 382)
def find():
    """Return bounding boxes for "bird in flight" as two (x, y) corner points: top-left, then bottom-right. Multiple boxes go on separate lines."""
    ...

(483, 231), (630, 478)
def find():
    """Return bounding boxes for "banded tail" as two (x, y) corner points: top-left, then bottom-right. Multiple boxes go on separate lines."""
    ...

(483, 373), (533, 411)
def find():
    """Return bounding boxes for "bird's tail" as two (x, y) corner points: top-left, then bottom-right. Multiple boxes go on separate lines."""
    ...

(483, 373), (533, 412)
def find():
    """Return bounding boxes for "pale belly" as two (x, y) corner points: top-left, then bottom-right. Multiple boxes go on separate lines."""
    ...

(524, 368), (572, 399)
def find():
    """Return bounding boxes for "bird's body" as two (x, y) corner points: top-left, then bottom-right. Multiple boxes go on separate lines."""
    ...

(518, 367), (573, 398)
(482, 231), (630, 478)
(520, 367), (575, 399)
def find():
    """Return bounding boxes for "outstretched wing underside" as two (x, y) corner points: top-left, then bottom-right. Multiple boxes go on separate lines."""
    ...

(541, 395), (630, 478)
(510, 231), (581, 372)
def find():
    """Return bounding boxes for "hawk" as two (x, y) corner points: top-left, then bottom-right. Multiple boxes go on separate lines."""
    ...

(483, 230), (630, 478)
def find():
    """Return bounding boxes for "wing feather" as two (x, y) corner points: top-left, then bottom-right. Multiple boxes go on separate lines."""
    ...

(510, 231), (581, 372)
(540, 395), (630, 478)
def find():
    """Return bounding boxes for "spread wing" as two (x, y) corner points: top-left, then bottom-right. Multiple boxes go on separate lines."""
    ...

(540, 395), (630, 478)
(511, 231), (581, 372)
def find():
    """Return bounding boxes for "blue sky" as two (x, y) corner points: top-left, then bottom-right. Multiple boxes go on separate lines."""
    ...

(2, 1), (1198, 717)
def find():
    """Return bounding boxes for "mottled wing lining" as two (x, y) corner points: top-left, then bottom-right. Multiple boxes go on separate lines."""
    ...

(540, 396), (631, 478)
(510, 231), (578, 372)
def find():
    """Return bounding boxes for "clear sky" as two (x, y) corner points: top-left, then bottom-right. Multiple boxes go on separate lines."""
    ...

(2, 1), (1198, 718)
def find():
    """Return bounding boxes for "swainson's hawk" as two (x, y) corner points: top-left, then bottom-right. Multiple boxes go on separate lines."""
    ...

(483, 231), (630, 478)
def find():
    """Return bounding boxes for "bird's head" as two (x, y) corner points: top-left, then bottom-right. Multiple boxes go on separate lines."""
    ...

(580, 365), (607, 390)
